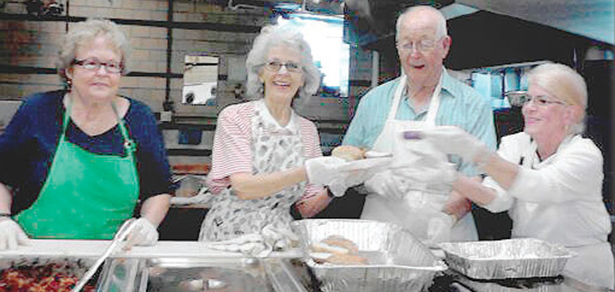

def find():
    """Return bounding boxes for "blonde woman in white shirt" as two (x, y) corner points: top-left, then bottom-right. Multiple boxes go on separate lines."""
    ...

(401, 63), (614, 289)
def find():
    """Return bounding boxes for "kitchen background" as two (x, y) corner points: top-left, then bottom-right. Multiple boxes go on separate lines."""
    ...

(0, 0), (613, 244)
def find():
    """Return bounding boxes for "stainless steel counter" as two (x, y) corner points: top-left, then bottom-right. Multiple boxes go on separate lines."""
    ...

(0, 239), (301, 259)
(0, 240), (605, 292)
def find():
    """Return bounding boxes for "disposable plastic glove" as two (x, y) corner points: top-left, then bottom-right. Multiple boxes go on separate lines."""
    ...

(424, 213), (456, 247)
(390, 158), (457, 187)
(304, 156), (347, 186)
(0, 217), (30, 250)
(364, 170), (408, 200)
(305, 157), (380, 197)
(125, 218), (159, 247)
(405, 126), (490, 164)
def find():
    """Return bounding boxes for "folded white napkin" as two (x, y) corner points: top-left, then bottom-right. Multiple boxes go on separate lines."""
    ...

(204, 225), (298, 257)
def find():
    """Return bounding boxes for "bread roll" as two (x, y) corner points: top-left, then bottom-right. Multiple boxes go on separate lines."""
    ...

(325, 253), (368, 265)
(321, 235), (359, 254)
(331, 145), (366, 161)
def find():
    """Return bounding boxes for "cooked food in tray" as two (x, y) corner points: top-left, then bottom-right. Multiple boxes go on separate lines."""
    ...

(309, 235), (368, 265)
(0, 262), (97, 292)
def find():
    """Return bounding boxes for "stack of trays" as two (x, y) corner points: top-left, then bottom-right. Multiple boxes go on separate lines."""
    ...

(292, 219), (447, 292)
(439, 238), (574, 280)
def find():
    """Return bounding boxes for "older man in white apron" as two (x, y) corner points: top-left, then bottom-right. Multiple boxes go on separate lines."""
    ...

(359, 75), (478, 245)
(342, 5), (497, 245)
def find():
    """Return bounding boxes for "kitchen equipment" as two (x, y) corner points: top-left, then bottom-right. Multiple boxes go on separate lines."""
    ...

(292, 219), (447, 292)
(439, 238), (574, 280)
(96, 256), (308, 291)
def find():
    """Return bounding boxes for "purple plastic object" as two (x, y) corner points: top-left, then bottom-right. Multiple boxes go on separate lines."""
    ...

(403, 131), (422, 140)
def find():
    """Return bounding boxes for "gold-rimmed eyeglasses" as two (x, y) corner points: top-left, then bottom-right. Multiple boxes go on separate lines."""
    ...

(72, 58), (123, 74)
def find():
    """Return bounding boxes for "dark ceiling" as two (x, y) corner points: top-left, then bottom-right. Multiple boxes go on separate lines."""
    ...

(445, 11), (592, 70)
(344, 4), (597, 70)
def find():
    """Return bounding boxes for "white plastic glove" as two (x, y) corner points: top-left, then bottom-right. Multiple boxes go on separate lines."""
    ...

(390, 157), (458, 187)
(424, 213), (456, 247)
(328, 175), (361, 197)
(125, 218), (159, 247)
(0, 217), (30, 250)
(306, 157), (382, 197)
(363, 170), (408, 200)
(406, 126), (490, 164)
(305, 156), (347, 185)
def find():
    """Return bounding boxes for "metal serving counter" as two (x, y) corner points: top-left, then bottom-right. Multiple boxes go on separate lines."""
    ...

(0, 240), (602, 292)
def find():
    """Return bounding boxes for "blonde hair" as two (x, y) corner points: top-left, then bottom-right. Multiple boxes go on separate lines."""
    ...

(527, 62), (588, 134)
(57, 18), (130, 84)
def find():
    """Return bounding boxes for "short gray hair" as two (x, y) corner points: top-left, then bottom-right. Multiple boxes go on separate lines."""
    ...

(57, 18), (130, 84)
(245, 23), (321, 100)
(527, 62), (588, 134)
(395, 5), (448, 42)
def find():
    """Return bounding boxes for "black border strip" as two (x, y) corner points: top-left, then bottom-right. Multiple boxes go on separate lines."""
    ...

(167, 149), (212, 156)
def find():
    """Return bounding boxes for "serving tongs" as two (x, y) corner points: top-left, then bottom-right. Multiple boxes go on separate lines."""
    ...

(71, 218), (138, 292)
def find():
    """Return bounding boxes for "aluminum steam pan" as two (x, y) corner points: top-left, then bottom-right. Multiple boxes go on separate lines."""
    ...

(291, 219), (447, 292)
(439, 238), (574, 280)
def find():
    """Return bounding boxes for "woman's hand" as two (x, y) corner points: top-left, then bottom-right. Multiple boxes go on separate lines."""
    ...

(125, 217), (158, 247)
(406, 126), (491, 164)
(0, 217), (29, 250)
(295, 188), (332, 218)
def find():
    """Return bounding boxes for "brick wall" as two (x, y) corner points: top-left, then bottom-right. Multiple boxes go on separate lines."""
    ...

(0, 0), (376, 169)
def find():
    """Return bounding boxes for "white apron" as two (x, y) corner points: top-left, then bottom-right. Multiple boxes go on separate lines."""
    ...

(360, 75), (478, 244)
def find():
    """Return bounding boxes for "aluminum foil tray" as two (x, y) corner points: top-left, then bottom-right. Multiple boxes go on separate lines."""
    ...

(291, 219), (447, 292)
(439, 238), (573, 280)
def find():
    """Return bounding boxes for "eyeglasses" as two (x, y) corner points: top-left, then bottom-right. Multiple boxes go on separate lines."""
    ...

(509, 92), (566, 107)
(72, 58), (123, 74)
(397, 37), (442, 53)
(264, 61), (302, 73)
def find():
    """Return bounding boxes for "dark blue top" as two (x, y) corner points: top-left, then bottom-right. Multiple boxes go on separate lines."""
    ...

(0, 90), (174, 214)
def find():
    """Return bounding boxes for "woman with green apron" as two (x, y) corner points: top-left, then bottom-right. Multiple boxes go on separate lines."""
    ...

(0, 19), (172, 250)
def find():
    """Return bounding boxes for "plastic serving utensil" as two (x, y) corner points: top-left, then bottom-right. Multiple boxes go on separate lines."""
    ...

(71, 218), (137, 292)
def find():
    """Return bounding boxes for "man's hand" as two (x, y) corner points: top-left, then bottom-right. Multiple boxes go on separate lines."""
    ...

(443, 189), (472, 220)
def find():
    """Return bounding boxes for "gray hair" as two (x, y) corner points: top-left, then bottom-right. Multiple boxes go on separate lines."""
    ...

(245, 23), (321, 100)
(56, 18), (130, 84)
(527, 62), (588, 134)
(395, 5), (448, 42)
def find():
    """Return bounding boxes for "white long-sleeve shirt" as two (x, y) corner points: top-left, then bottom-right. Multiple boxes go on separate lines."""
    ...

(482, 132), (613, 289)
(482, 132), (611, 246)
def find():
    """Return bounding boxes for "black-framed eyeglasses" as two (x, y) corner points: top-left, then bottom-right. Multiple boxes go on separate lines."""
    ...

(508, 91), (566, 107)
(72, 58), (123, 74)
(397, 37), (443, 53)
(263, 61), (302, 73)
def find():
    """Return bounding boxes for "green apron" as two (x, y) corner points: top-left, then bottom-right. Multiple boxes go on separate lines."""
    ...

(15, 98), (139, 239)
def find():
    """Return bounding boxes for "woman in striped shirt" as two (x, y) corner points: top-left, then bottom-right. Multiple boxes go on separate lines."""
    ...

(199, 24), (336, 242)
